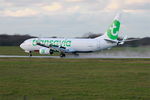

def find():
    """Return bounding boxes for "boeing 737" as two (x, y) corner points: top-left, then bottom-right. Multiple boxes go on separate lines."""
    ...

(20, 14), (126, 57)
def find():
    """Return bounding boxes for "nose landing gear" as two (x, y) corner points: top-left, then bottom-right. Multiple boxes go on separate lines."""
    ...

(29, 51), (32, 57)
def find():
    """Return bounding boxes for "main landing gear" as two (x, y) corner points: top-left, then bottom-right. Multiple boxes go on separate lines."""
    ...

(60, 53), (66, 58)
(73, 53), (79, 57)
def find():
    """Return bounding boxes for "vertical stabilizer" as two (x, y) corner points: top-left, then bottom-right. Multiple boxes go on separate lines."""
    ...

(104, 13), (121, 40)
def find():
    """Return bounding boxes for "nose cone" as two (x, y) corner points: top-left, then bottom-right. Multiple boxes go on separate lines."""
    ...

(20, 43), (25, 50)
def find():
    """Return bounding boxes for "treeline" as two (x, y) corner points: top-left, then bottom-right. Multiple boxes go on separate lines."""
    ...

(0, 34), (150, 47)
(123, 37), (150, 47)
(0, 34), (36, 46)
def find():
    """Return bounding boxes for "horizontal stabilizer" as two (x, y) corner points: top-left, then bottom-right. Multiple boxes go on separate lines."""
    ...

(104, 39), (118, 43)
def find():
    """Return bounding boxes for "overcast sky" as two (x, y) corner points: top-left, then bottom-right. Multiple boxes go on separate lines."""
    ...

(0, 0), (150, 38)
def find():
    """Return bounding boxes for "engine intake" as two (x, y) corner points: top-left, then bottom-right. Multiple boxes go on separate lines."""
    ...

(39, 47), (53, 55)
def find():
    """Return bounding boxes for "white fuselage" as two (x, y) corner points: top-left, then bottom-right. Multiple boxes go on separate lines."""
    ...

(20, 36), (117, 53)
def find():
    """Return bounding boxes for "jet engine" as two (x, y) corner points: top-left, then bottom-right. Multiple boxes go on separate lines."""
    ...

(39, 47), (53, 55)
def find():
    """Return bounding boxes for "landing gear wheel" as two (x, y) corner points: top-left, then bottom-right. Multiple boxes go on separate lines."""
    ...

(74, 53), (79, 57)
(60, 53), (66, 58)
(50, 50), (54, 55)
(29, 51), (32, 57)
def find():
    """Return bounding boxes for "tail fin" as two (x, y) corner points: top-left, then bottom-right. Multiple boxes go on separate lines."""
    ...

(104, 13), (121, 40)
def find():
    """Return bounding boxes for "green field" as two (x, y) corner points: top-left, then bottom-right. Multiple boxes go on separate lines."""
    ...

(0, 58), (150, 100)
(0, 46), (150, 100)
(0, 46), (58, 56)
(0, 46), (26, 55)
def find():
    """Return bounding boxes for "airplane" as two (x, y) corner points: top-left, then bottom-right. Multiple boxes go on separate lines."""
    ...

(20, 13), (127, 57)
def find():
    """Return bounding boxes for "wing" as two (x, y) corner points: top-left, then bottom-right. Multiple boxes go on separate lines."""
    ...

(36, 42), (75, 53)
(104, 39), (118, 43)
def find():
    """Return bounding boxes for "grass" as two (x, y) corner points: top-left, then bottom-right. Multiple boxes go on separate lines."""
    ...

(0, 46), (26, 55)
(0, 58), (150, 100)
(0, 46), (59, 56)
(0, 46), (150, 100)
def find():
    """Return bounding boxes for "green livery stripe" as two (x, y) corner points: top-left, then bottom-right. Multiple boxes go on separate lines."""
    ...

(32, 40), (72, 47)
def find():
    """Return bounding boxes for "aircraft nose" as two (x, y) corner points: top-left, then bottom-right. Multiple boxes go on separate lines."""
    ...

(20, 43), (25, 50)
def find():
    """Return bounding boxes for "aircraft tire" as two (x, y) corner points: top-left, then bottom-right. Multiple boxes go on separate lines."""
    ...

(60, 53), (66, 58)
(29, 51), (32, 57)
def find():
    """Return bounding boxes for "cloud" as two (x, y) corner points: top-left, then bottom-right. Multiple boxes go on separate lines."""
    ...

(102, 0), (150, 13)
(67, 6), (80, 13)
(125, 0), (150, 5)
(104, 0), (122, 12)
(1, 0), (150, 17)
(0, 8), (39, 17)
(3, 0), (49, 6)
(65, 0), (84, 2)
(41, 2), (63, 12)
(122, 0), (150, 13)
(0, 0), (150, 38)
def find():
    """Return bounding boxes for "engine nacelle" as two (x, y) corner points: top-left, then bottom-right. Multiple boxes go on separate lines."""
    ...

(39, 47), (53, 55)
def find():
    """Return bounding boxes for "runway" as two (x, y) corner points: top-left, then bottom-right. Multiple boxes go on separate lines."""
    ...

(0, 55), (150, 58)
